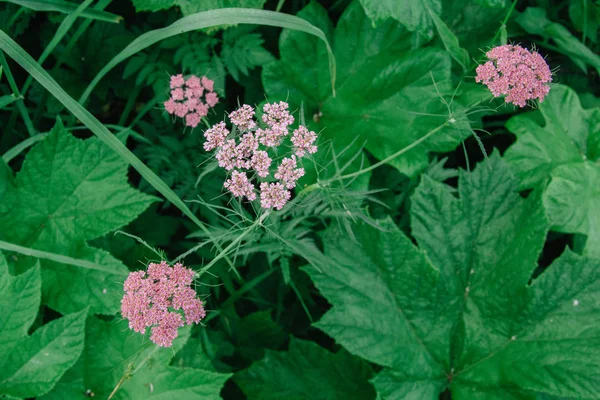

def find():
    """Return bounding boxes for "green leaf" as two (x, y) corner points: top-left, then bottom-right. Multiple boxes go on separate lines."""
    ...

(504, 84), (600, 255)
(306, 154), (600, 398)
(358, 0), (440, 36)
(0, 307), (87, 398)
(235, 338), (375, 400)
(0, 120), (156, 314)
(43, 316), (230, 399)
(0, 252), (41, 352)
(428, 6), (469, 70)
(130, 0), (174, 12)
(264, 1), (474, 178)
(222, 27), (274, 82)
(543, 162), (600, 257)
(516, 7), (600, 76)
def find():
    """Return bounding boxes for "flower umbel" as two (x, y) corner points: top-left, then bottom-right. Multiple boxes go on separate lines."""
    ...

(121, 261), (206, 347)
(475, 44), (552, 107)
(164, 74), (219, 127)
(201, 102), (319, 211)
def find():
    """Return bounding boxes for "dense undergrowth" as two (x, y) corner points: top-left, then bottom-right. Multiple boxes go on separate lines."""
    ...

(0, 0), (599, 399)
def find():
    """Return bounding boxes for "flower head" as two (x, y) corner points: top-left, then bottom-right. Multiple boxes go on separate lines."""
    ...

(164, 74), (218, 127)
(475, 44), (552, 107)
(291, 126), (318, 157)
(262, 101), (294, 130)
(260, 182), (291, 210)
(229, 104), (256, 131)
(224, 170), (256, 201)
(204, 121), (229, 151)
(274, 155), (305, 189)
(121, 261), (205, 348)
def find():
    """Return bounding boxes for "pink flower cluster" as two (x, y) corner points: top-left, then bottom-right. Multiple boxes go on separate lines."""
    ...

(164, 74), (219, 128)
(202, 102), (318, 210)
(121, 261), (206, 347)
(475, 45), (552, 107)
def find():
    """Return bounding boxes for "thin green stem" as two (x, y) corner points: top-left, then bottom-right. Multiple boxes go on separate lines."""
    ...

(275, 0), (286, 12)
(327, 121), (449, 183)
(198, 212), (270, 276)
(489, 0), (518, 47)
(0, 239), (127, 275)
(0, 50), (35, 136)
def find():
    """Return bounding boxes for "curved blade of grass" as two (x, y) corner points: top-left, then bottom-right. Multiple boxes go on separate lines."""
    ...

(2, 131), (47, 163)
(2, 0), (122, 23)
(80, 7), (336, 105)
(0, 239), (127, 275)
(0, 30), (234, 269)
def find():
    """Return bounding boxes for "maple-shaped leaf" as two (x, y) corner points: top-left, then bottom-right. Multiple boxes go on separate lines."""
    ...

(504, 84), (600, 257)
(0, 252), (87, 398)
(0, 120), (158, 314)
(41, 317), (230, 400)
(263, 1), (477, 178)
(305, 153), (600, 399)
(235, 337), (375, 400)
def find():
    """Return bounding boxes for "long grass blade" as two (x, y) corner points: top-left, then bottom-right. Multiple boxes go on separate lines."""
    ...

(2, 0), (122, 23)
(80, 8), (336, 105)
(0, 239), (127, 275)
(0, 29), (234, 267)
(21, 0), (94, 95)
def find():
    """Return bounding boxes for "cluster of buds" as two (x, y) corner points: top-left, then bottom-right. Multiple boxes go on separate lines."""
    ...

(475, 44), (552, 107)
(121, 261), (206, 347)
(203, 102), (318, 210)
(164, 74), (219, 128)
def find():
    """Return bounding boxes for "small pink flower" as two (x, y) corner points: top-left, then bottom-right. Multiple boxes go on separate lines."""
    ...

(224, 170), (256, 201)
(201, 76), (214, 91)
(291, 126), (318, 157)
(257, 127), (284, 148)
(186, 76), (201, 88)
(251, 150), (271, 177)
(186, 112), (201, 128)
(174, 103), (188, 118)
(121, 261), (205, 348)
(260, 182), (291, 210)
(262, 101), (294, 130)
(170, 74), (185, 89)
(164, 99), (177, 115)
(185, 86), (204, 99)
(205, 92), (219, 107)
(204, 122), (229, 151)
(216, 139), (238, 170)
(229, 104), (256, 131)
(275, 155), (305, 189)
(475, 44), (552, 107)
(196, 102), (209, 117)
(171, 88), (184, 101)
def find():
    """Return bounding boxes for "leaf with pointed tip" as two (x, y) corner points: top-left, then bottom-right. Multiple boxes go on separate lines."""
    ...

(0, 120), (156, 314)
(504, 84), (600, 256)
(0, 307), (87, 398)
(306, 153), (600, 398)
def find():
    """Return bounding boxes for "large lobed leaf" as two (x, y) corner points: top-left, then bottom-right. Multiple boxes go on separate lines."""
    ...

(41, 317), (230, 400)
(235, 337), (375, 400)
(0, 120), (157, 314)
(263, 1), (476, 178)
(0, 252), (87, 398)
(504, 84), (600, 257)
(305, 153), (600, 398)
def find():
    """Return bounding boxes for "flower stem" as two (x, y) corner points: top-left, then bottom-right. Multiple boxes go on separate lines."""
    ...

(197, 211), (270, 275)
